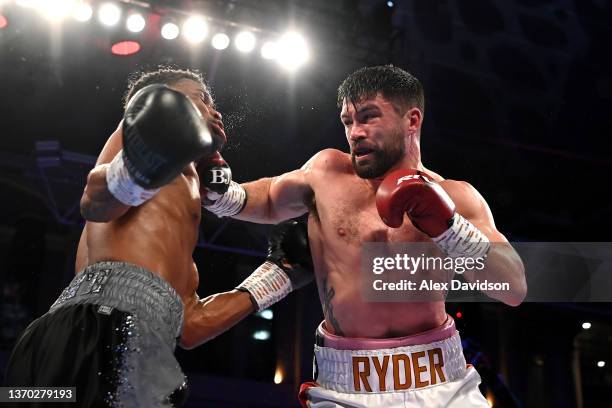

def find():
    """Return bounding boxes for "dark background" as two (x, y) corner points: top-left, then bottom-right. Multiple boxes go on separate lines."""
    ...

(1, 0), (611, 406)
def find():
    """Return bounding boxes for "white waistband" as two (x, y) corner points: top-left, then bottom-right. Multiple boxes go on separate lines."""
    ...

(314, 331), (467, 394)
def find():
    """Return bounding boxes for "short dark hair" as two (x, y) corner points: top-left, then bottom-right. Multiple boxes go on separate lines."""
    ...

(337, 65), (424, 114)
(123, 67), (210, 109)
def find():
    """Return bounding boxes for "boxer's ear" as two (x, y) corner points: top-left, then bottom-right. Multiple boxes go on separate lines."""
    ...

(403, 107), (423, 133)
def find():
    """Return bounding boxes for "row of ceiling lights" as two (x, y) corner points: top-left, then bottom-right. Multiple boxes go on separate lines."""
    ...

(3, 0), (310, 71)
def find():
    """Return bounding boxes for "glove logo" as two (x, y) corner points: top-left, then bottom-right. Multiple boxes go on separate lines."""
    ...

(396, 174), (430, 185)
(125, 132), (168, 174)
(210, 169), (230, 185)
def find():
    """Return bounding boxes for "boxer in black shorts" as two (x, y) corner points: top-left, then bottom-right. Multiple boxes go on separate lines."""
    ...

(3, 68), (313, 407)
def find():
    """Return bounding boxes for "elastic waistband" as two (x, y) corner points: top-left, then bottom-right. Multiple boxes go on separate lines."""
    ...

(50, 262), (184, 343)
(313, 318), (467, 394)
(316, 316), (455, 350)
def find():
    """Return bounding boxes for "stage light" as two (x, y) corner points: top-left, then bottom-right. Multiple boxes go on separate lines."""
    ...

(182, 16), (208, 44)
(111, 40), (140, 56)
(387, 1), (394, 7)
(582, 322), (591, 330)
(598, 361), (606, 368)
(39, 0), (77, 22)
(276, 31), (309, 71)
(211, 32), (230, 50)
(126, 12), (145, 33)
(486, 392), (494, 407)
(256, 309), (273, 320)
(73, 2), (93, 22)
(235, 31), (256, 52)
(260, 41), (278, 60)
(253, 330), (271, 341)
(455, 311), (463, 319)
(161, 22), (179, 40)
(274, 367), (283, 384)
(0, 13), (7, 30)
(98, 2), (121, 27)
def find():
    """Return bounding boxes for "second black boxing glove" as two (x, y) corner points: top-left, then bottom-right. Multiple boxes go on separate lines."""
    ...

(237, 220), (314, 311)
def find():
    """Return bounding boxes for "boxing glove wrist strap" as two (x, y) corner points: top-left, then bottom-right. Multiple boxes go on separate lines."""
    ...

(432, 214), (491, 260)
(106, 152), (160, 206)
(237, 261), (293, 311)
(204, 181), (247, 217)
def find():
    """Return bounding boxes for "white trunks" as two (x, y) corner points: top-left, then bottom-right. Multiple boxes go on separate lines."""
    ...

(299, 316), (489, 407)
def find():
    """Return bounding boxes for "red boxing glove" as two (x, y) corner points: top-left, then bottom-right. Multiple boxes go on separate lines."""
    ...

(376, 169), (455, 236)
(376, 169), (491, 262)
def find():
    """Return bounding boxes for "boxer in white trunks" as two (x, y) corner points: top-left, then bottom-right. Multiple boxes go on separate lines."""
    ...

(203, 65), (527, 407)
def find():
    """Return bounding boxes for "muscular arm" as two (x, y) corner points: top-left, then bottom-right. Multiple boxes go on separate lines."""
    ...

(446, 181), (527, 306)
(80, 123), (130, 222)
(181, 219), (313, 348)
(180, 290), (255, 349)
(233, 155), (316, 224)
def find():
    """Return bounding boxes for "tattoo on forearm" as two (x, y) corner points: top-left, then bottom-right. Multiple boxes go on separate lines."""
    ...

(322, 277), (344, 336)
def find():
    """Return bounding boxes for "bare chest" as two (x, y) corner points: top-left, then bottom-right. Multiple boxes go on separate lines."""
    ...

(153, 164), (201, 224)
(313, 177), (428, 245)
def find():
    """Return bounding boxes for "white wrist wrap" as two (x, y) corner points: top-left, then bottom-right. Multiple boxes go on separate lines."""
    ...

(204, 181), (247, 217)
(106, 152), (159, 206)
(238, 261), (293, 311)
(433, 214), (491, 260)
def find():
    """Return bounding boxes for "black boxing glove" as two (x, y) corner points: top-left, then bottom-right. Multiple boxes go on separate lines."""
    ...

(107, 84), (217, 206)
(197, 152), (232, 202)
(237, 220), (314, 311)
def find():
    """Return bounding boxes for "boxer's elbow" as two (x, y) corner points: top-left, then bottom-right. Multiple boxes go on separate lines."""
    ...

(504, 291), (525, 307)
(80, 196), (114, 223)
(80, 192), (130, 222)
(504, 266), (527, 307)
(509, 277), (527, 307)
(179, 311), (222, 350)
(80, 194), (103, 222)
(178, 324), (201, 350)
(178, 330), (201, 350)
(80, 168), (129, 222)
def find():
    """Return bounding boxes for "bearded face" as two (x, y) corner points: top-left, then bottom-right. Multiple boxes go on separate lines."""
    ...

(341, 95), (413, 179)
(351, 124), (405, 179)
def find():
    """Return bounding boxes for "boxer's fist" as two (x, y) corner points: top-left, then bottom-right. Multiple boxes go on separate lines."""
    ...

(197, 152), (232, 201)
(377, 170), (492, 261)
(376, 169), (455, 237)
(266, 220), (314, 290)
(200, 154), (247, 218)
(122, 84), (216, 189)
(237, 220), (314, 311)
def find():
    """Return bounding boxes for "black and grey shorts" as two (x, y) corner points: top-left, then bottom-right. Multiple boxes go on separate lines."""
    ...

(4, 261), (187, 407)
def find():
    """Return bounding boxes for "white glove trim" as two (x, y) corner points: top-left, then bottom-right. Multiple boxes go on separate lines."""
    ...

(204, 181), (247, 217)
(106, 152), (160, 206)
(237, 261), (292, 311)
(432, 213), (491, 262)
